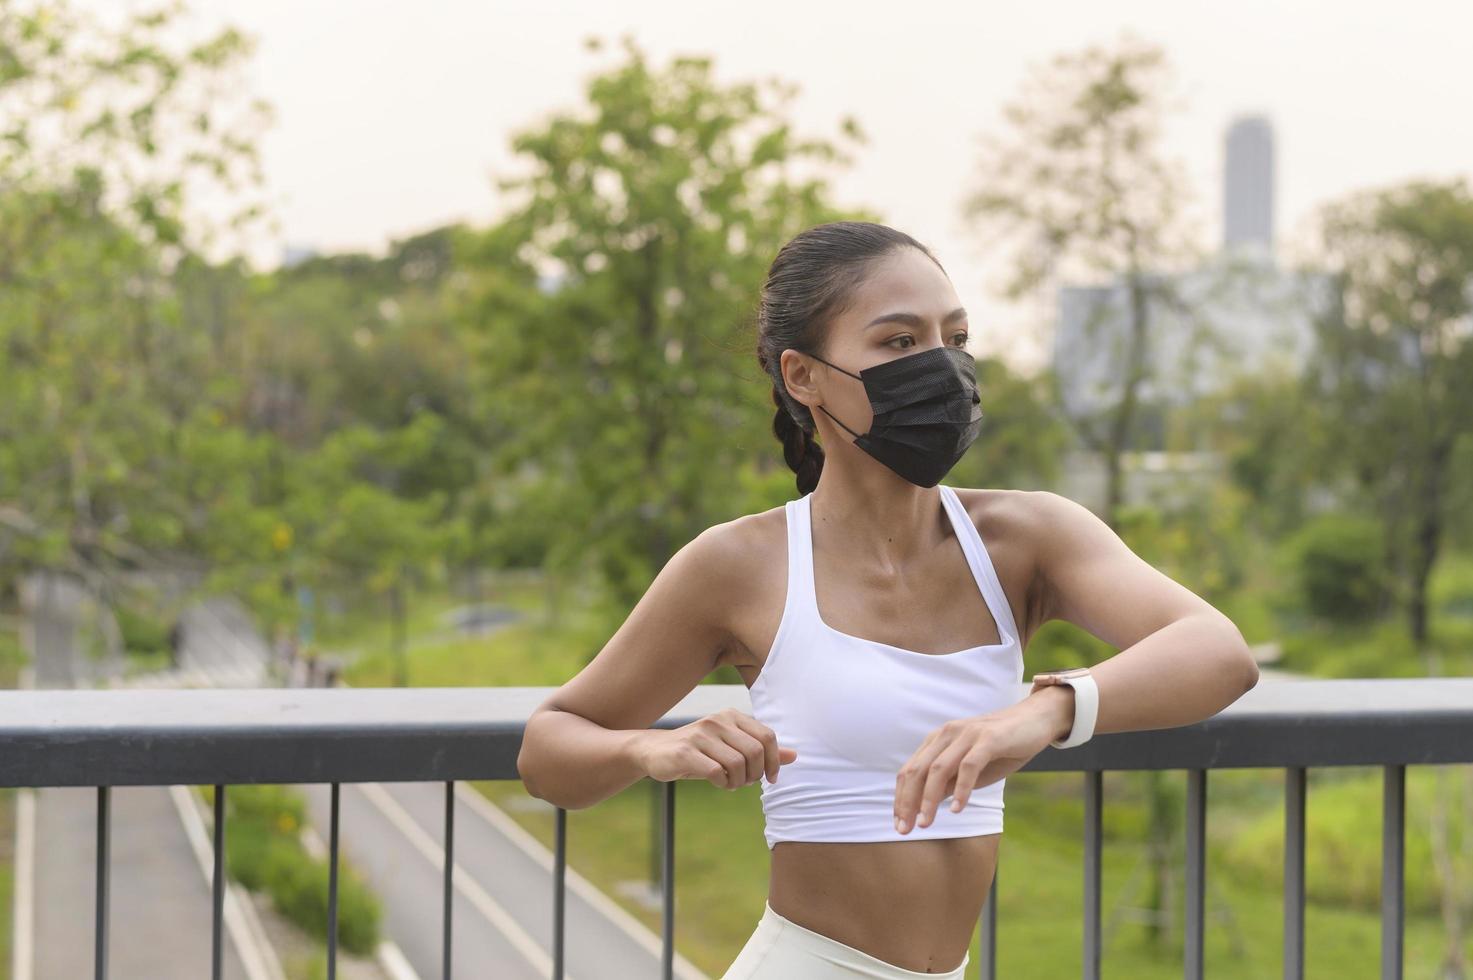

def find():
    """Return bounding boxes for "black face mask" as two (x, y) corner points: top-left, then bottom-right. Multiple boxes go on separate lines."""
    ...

(808, 345), (984, 488)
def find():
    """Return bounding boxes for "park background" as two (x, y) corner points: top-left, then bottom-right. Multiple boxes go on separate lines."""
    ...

(1, 0), (1471, 976)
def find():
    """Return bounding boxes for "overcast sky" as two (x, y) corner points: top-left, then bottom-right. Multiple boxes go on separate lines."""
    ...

(162, 0), (1472, 372)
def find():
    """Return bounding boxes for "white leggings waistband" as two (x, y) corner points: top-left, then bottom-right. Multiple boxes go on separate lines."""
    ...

(721, 901), (971, 979)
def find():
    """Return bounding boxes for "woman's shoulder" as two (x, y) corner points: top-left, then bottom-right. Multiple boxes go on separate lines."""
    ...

(680, 503), (790, 669)
(949, 486), (1101, 562)
(947, 485), (1041, 544)
(681, 501), (789, 596)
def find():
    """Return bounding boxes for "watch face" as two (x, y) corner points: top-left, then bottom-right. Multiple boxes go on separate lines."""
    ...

(1034, 667), (1089, 682)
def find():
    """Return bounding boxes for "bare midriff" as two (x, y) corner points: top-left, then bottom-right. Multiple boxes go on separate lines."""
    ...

(767, 833), (1001, 974)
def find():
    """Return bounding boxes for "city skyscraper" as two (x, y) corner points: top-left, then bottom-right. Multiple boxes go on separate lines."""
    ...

(1223, 114), (1275, 254)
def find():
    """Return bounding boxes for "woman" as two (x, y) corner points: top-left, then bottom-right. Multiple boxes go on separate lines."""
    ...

(516, 221), (1260, 978)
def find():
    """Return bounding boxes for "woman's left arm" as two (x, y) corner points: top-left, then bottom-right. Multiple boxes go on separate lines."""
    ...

(1025, 490), (1260, 740)
(893, 490), (1260, 834)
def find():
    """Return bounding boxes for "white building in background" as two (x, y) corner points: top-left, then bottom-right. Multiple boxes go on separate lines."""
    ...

(1052, 113), (1334, 428)
(1223, 114), (1276, 257)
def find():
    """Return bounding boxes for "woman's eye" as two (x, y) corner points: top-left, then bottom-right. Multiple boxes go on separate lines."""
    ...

(888, 334), (968, 349)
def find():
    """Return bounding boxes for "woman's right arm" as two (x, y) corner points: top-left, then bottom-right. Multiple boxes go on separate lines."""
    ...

(517, 519), (794, 810)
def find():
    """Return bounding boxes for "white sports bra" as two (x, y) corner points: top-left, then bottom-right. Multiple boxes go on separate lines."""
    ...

(748, 484), (1026, 849)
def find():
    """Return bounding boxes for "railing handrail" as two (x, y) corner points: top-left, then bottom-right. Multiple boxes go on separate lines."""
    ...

(3, 677), (1472, 788)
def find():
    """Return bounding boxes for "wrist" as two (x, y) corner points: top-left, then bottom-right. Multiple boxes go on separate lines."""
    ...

(1031, 684), (1077, 743)
(1029, 666), (1099, 748)
(623, 728), (660, 777)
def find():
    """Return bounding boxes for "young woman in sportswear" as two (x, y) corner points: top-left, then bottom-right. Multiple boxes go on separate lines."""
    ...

(517, 221), (1260, 978)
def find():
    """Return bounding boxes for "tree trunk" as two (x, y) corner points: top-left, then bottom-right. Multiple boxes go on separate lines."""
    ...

(1143, 769), (1175, 947)
(391, 580), (408, 688)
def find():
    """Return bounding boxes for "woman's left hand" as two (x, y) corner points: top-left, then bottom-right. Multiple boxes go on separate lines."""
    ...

(893, 688), (1071, 834)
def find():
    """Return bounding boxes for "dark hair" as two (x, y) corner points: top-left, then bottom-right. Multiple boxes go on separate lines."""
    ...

(755, 221), (945, 495)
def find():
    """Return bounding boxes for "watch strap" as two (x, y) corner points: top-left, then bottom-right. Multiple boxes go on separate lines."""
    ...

(1029, 668), (1099, 748)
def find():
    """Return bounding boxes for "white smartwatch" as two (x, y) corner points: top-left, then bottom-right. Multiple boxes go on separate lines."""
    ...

(1029, 667), (1099, 748)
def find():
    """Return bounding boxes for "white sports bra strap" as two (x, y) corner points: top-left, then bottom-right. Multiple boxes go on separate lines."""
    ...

(937, 484), (1020, 646)
(784, 495), (816, 619)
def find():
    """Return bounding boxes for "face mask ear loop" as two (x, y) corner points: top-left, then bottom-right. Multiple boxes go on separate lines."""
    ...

(816, 403), (864, 440)
(807, 351), (863, 381)
(804, 350), (867, 441)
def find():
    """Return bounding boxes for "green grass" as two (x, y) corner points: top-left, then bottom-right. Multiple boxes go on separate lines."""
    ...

(336, 565), (1473, 978)
(341, 573), (617, 688)
(316, 588), (461, 657)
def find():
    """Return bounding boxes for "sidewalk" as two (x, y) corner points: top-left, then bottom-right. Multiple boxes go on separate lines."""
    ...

(17, 575), (264, 980)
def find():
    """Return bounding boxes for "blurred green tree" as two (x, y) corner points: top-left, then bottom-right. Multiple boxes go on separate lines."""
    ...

(1308, 177), (1473, 656)
(0, 0), (270, 641)
(959, 32), (1206, 529)
(459, 34), (868, 610)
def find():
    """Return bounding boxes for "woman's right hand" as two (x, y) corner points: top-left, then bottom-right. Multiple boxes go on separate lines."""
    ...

(635, 708), (798, 789)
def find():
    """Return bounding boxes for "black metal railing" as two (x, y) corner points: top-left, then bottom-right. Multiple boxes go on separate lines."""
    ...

(2, 678), (1470, 980)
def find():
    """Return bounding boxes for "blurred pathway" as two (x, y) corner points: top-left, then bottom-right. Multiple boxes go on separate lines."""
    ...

(18, 571), (266, 979)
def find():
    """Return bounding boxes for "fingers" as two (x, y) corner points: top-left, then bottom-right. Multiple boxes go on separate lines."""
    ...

(673, 711), (794, 790)
(695, 710), (783, 789)
(726, 710), (790, 784)
(948, 744), (991, 812)
(894, 732), (951, 833)
(895, 726), (993, 833)
(915, 741), (971, 831)
(689, 736), (747, 788)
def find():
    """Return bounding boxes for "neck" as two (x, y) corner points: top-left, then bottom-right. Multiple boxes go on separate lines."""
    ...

(807, 466), (945, 573)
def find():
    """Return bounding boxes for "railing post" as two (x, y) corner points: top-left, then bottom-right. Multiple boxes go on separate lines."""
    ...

(649, 780), (660, 889)
(212, 784), (226, 980)
(328, 781), (340, 980)
(661, 780), (676, 980)
(553, 806), (567, 980)
(443, 780), (454, 980)
(978, 855), (998, 979)
(95, 785), (110, 980)
(1381, 764), (1404, 980)
(1084, 769), (1102, 980)
(1283, 767), (1306, 980)
(1184, 769), (1206, 980)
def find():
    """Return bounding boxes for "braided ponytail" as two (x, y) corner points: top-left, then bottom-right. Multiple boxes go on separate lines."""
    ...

(754, 221), (941, 497)
(767, 371), (825, 496)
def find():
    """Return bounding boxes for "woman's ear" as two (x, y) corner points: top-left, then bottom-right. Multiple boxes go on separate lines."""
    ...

(780, 349), (822, 414)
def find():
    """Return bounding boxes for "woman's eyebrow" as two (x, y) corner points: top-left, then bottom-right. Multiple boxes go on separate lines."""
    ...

(864, 307), (968, 330)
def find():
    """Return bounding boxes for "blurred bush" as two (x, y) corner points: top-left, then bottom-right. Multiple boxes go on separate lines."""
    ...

(203, 784), (382, 956)
(1284, 514), (1388, 623)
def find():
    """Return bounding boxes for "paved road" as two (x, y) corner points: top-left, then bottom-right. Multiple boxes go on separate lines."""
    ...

(19, 572), (261, 980)
(301, 782), (544, 980)
(299, 779), (711, 980)
(31, 785), (252, 980)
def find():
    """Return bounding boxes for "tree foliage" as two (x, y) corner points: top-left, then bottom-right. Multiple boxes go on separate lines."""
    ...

(460, 35), (867, 605)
